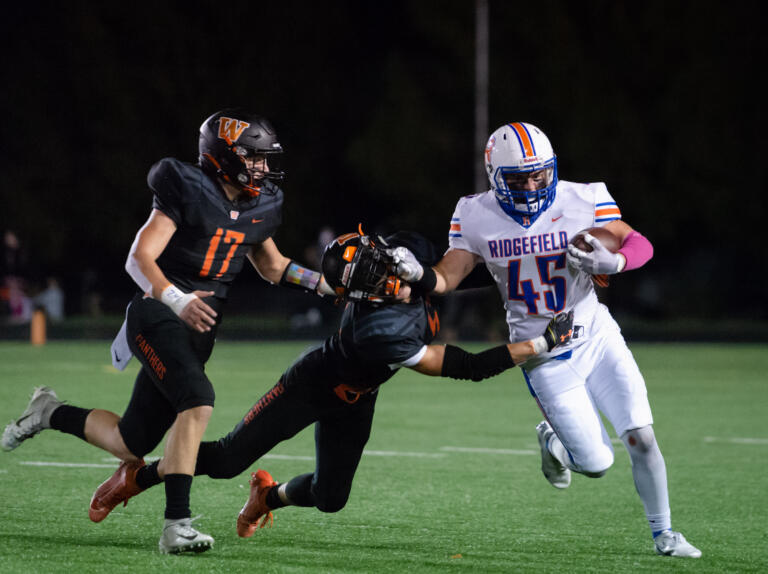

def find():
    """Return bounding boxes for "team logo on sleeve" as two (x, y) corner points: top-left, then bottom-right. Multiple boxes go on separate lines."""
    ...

(218, 117), (251, 145)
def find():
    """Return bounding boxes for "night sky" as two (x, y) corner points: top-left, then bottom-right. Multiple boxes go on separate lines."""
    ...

(1, 1), (764, 324)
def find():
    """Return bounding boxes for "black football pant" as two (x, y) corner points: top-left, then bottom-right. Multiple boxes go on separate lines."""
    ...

(118, 294), (218, 457)
(195, 350), (378, 513)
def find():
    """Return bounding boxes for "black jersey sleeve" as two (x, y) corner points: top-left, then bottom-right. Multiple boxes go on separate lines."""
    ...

(147, 158), (190, 225)
(352, 305), (426, 366)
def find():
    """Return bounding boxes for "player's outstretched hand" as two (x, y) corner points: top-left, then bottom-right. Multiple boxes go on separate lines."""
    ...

(179, 290), (217, 333)
(567, 234), (623, 275)
(387, 246), (424, 282)
(543, 310), (574, 351)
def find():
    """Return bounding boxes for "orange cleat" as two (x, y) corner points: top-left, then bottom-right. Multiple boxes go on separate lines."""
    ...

(236, 469), (277, 537)
(89, 459), (145, 523)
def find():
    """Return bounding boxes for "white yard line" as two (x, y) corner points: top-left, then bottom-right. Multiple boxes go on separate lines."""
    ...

(19, 461), (118, 468)
(703, 436), (768, 445)
(262, 454), (315, 461)
(364, 450), (445, 458)
(32, 437), (765, 471)
(440, 446), (536, 455)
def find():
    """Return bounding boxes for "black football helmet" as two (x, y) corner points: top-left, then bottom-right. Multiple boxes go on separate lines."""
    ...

(199, 108), (284, 197)
(322, 227), (401, 305)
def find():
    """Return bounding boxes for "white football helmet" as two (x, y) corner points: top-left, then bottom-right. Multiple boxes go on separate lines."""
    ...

(485, 122), (558, 227)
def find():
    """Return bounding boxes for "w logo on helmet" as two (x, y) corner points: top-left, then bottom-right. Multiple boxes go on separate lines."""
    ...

(218, 117), (250, 145)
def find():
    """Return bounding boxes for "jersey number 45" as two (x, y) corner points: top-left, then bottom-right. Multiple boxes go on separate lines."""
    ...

(508, 253), (566, 314)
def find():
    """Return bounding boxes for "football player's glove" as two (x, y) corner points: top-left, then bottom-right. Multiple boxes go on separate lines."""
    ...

(542, 310), (574, 351)
(387, 246), (424, 282)
(567, 234), (625, 275)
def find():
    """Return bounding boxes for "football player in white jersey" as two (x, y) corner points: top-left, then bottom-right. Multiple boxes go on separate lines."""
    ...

(390, 122), (701, 558)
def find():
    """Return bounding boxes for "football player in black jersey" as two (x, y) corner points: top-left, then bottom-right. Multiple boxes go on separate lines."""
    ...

(1, 109), (335, 554)
(74, 229), (573, 538)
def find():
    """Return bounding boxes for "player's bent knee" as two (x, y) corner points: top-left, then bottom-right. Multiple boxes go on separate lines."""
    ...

(622, 426), (656, 454)
(576, 448), (613, 476)
(314, 490), (350, 513)
(181, 404), (213, 420)
(316, 498), (348, 513)
(204, 463), (241, 480)
(582, 468), (609, 478)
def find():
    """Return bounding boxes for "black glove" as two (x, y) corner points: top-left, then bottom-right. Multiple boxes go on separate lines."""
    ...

(543, 310), (574, 351)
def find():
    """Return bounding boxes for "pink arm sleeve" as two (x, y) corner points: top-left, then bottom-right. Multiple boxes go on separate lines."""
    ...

(618, 231), (653, 271)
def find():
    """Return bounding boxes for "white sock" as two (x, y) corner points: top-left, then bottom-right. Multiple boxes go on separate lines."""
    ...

(548, 434), (572, 469)
(621, 427), (671, 536)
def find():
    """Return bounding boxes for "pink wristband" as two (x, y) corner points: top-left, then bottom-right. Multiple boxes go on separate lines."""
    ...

(618, 231), (653, 271)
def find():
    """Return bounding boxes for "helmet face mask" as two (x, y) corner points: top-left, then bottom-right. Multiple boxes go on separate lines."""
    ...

(485, 122), (558, 227)
(199, 109), (285, 198)
(322, 231), (401, 305)
(235, 149), (283, 188)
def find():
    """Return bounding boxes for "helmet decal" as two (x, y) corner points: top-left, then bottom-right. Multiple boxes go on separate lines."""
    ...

(485, 135), (496, 165)
(219, 116), (251, 145)
(508, 122), (536, 159)
(217, 117), (251, 145)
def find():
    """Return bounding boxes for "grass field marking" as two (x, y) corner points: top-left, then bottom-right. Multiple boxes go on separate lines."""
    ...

(262, 454), (315, 461)
(703, 436), (768, 445)
(101, 456), (160, 462)
(15, 449), (441, 470)
(440, 446), (536, 455)
(363, 449), (445, 458)
(19, 461), (119, 468)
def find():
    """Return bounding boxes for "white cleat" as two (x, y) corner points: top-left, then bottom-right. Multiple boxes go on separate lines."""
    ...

(654, 530), (702, 558)
(159, 517), (214, 554)
(536, 420), (571, 489)
(2, 386), (62, 452)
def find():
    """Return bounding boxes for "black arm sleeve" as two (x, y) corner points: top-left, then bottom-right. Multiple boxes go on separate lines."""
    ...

(440, 344), (516, 382)
(413, 266), (438, 292)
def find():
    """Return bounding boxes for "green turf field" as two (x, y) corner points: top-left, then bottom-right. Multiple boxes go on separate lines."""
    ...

(0, 341), (766, 573)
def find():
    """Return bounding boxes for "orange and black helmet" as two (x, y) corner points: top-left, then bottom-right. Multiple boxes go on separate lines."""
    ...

(199, 108), (284, 197)
(321, 227), (401, 305)
(322, 227), (439, 305)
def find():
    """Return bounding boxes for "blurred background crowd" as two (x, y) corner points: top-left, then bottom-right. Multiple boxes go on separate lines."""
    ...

(1, 1), (764, 341)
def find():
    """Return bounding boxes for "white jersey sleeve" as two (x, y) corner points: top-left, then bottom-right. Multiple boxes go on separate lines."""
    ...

(591, 183), (622, 226)
(448, 194), (487, 255)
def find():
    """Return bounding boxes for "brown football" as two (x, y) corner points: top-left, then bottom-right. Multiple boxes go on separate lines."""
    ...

(570, 226), (621, 253)
(570, 227), (621, 288)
